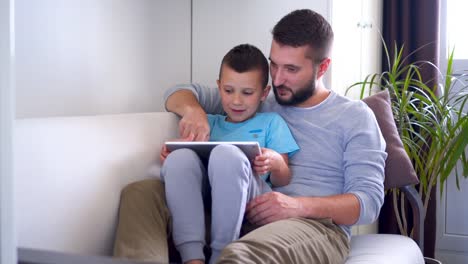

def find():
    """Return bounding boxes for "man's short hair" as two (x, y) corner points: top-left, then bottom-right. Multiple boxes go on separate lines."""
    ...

(219, 44), (269, 88)
(272, 9), (334, 64)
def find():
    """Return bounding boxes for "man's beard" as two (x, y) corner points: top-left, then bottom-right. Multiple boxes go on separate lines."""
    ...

(273, 78), (316, 106)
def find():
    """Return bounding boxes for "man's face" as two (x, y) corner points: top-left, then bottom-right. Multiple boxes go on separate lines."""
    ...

(269, 40), (317, 106)
(217, 65), (270, 123)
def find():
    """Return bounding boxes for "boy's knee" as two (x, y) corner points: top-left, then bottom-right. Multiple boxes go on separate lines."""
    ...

(166, 148), (199, 163)
(208, 145), (251, 184)
(209, 144), (247, 165)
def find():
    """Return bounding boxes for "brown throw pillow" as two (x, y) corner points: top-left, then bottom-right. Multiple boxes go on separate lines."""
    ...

(362, 90), (419, 189)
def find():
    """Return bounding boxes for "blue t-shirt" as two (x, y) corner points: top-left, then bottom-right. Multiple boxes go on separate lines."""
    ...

(207, 112), (299, 183)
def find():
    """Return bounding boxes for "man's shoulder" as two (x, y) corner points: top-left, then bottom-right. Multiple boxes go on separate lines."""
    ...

(331, 92), (371, 116)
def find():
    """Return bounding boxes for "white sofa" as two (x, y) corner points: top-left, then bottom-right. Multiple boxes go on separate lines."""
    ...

(14, 112), (424, 263)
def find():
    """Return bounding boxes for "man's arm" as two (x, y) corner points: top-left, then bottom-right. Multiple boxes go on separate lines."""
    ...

(296, 194), (360, 225)
(246, 192), (359, 226)
(165, 90), (204, 117)
(166, 90), (210, 141)
(164, 84), (224, 141)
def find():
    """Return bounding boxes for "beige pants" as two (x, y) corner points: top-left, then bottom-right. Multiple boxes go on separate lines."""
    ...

(113, 179), (350, 264)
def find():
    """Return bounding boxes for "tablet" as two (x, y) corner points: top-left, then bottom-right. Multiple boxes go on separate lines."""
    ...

(165, 141), (261, 160)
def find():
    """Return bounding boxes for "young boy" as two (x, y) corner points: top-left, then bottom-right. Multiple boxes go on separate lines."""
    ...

(160, 44), (299, 264)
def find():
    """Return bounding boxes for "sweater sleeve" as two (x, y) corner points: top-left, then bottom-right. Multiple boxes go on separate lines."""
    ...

(163, 83), (224, 115)
(343, 102), (387, 225)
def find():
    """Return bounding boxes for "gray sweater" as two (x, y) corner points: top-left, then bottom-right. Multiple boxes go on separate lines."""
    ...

(164, 83), (387, 237)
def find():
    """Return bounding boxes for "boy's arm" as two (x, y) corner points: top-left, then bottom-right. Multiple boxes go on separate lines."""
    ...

(254, 149), (291, 187)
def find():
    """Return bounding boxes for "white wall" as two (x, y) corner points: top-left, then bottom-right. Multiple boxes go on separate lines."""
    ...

(0, 0), (17, 262)
(192, 0), (330, 87)
(15, 0), (191, 118)
(331, 0), (382, 98)
(15, 0), (333, 118)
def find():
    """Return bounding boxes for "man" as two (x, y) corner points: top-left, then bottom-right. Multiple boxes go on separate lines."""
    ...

(113, 9), (386, 264)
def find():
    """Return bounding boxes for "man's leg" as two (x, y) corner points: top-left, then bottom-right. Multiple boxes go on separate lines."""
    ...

(217, 218), (350, 264)
(162, 149), (208, 263)
(208, 145), (270, 264)
(113, 179), (171, 263)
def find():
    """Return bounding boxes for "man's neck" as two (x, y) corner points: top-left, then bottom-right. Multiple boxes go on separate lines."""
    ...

(295, 82), (331, 108)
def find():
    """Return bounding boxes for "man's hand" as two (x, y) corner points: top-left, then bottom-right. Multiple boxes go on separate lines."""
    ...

(246, 192), (303, 225)
(178, 108), (210, 141)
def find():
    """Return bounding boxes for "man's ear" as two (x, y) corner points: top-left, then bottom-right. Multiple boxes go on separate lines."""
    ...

(317, 58), (331, 79)
(261, 85), (271, 101)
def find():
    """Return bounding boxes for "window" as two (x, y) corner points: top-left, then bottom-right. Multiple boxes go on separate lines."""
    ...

(447, 0), (468, 60)
(443, 0), (468, 73)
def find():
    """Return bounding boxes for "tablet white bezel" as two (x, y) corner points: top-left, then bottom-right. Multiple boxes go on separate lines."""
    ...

(165, 141), (261, 160)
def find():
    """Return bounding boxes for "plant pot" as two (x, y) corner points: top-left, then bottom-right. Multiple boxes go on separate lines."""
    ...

(424, 257), (442, 264)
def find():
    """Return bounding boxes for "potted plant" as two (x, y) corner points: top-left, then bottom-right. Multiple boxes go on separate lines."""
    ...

(346, 42), (468, 263)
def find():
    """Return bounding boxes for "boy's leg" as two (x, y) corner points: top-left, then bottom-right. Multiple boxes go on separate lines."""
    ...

(113, 179), (170, 263)
(217, 218), (350, 264)
(161, 149), (208, 263)
(208, 145), (270, 264)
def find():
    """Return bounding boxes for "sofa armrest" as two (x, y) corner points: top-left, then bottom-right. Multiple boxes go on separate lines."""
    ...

(400, 185), (425, 253)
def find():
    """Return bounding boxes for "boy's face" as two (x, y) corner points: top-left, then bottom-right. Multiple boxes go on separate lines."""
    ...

(217, 65), (270, 123)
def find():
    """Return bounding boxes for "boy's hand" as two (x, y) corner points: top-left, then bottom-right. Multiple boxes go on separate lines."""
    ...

(160, 144), (171, 164)
(253, 148), (277, 175)
(254, 148), (291, 187)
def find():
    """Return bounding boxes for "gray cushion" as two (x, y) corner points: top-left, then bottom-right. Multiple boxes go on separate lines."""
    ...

(362, 90), (419, 189)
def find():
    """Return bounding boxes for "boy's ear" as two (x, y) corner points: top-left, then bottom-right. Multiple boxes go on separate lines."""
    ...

(261, 85), (271, 101)
(216, 79), (221, 90)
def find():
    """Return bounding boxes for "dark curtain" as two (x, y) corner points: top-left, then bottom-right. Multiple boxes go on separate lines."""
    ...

(378, 0), (440, 258)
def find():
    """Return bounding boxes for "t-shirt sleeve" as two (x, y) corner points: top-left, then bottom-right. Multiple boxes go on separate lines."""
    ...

(343, 102), (387, 225)
(265, 114), (300, 157)
(163, 83), (224, 114)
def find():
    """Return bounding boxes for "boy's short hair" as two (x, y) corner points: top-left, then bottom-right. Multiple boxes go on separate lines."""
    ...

(272, 9), (333, 64)
(219, 44), (269, 88)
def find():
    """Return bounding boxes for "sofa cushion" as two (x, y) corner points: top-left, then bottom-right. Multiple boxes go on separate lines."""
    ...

(14, 112), (179, 256)
(362, 90), (419, 189)
(345, 234), (424, 263)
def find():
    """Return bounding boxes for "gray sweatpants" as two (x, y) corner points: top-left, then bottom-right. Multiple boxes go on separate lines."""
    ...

(160, 144), (271, 264)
